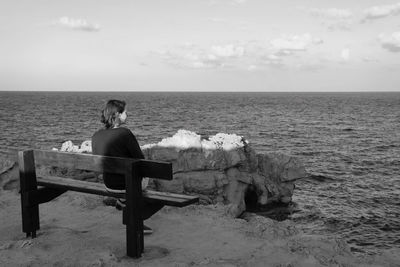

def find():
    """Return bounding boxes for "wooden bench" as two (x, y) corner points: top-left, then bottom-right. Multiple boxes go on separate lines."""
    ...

(18, 149), (199, 258)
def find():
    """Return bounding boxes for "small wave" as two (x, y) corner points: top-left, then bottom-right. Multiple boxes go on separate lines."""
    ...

(342, 127), (355, 132)
(307, 173), (336, 182)
(374, 144), (398, 151)
(350, 246), (366, 253)
(379, 224), (398, 232)
(356, 144), (399, 153)
(298, 151), (330, 156)
(385, 160), (400, 166)
(351, 167), (373, 176)
(361, 160), (376, 166)
(356, 241), (376, 246)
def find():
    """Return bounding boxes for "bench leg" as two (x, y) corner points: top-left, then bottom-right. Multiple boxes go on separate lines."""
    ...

(124, 162), (144, 258)
(125, 202), (150, 257)
(126, 221), (142, 258)
(26, 231), (36, 238)
(122, 202), (164, 254)
(19, 150), (40, 239)
(21, 192), (40, 239)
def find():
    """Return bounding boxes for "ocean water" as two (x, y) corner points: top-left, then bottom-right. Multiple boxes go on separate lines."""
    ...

(0, 91), (399, 255)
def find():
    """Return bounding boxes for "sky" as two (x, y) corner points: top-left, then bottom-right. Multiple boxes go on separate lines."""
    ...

(1, 0), (400, 92)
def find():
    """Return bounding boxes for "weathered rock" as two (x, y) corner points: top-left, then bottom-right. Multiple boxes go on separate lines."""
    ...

(142, 130), (307, 218)
(224, 179), (248, 218)
(257, 153), (307, 183)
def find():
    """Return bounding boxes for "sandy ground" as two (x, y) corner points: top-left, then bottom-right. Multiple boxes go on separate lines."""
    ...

(0, 190), (399, 267)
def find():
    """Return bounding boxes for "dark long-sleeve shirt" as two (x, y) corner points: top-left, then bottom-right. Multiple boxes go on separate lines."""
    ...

(92, 127), (144, 190)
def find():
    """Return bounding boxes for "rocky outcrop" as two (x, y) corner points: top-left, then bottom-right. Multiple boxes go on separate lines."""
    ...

(141, 130), (306, 217)
(0, 130), (307, 218)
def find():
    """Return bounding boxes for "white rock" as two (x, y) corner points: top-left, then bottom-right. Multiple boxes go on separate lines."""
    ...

(206, 133), (246, 150)
(142, 130), (246, 152)
(60, 141), (75, 152)
(145, 130), (202, 150)
(79, 140), (92, 153)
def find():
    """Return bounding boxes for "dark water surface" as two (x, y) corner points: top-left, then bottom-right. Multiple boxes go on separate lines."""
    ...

(0, 91), (399, 255)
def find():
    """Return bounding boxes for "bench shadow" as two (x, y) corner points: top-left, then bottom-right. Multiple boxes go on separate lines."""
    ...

(142, 246), (170, 259)
(118, 245), (170, 261)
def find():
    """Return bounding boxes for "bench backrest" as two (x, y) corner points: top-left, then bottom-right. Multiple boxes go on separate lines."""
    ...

(19, 150), (173, 180)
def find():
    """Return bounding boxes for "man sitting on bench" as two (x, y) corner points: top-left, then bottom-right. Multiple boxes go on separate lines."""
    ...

(92, 99), (153, 234)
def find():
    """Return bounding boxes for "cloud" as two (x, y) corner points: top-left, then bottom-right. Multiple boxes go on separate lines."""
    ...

(300, 7), (354, 31)
(232, 0), (247, 5)
(158, 43), (246, 69)
(307, 8), (353, 20)
(379, 32), (400, 52)
(341, 48), (350, 61)
(55, 17), (100, 31)
(270, 33), (323, 54)
(206, 17), (228, 23)
(211, 44), (245, 57)
(247, 65), (257, 71)
(362, 3), (400, 21)
(158, 36), (326, 71)
(204, 0), (247, 6)
(205, 17), (251, 32)
(362, 56), (379, 63)
(261, 54), (284, 67)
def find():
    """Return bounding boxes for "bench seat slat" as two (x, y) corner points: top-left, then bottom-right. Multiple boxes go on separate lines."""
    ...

(37, 176), (111, 194)
(37, 176), (198, 207)
(142, 192), (198, 207)
(142, 189), (198, 200)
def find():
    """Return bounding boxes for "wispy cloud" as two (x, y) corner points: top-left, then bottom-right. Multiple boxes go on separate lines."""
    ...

(261, 54), (284, 67)
(300, 7), (354, 31)
(205, 17), (228, 23)
(158, 35), (324, 71)
(158, 43), (246, 69)
(204, 17), (251, 32)
(307, 7), (353, 20)
(362, 3), (400, 21)
(231, 0), (247, 5)
(55, 17), (100, 31)
(270, 33), (323, 55)
(211, 44), (245, 57)
(341, 48), (350, 62)
(362, 56), (379, 63)
(379, 32), (400, 52)
(204, 0), (247, 6)
(327, 23), (352, 32)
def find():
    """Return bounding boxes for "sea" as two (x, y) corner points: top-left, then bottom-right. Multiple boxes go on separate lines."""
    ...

(0, 91), (399, 255)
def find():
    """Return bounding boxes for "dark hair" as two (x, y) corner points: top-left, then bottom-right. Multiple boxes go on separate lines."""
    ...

(101, 99), (126, 129)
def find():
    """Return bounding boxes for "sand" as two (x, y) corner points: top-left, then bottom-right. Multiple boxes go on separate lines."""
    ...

(0, 190), (399, 267)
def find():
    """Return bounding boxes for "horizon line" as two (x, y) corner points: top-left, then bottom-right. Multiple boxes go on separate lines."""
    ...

(0, 90), (399, 93)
